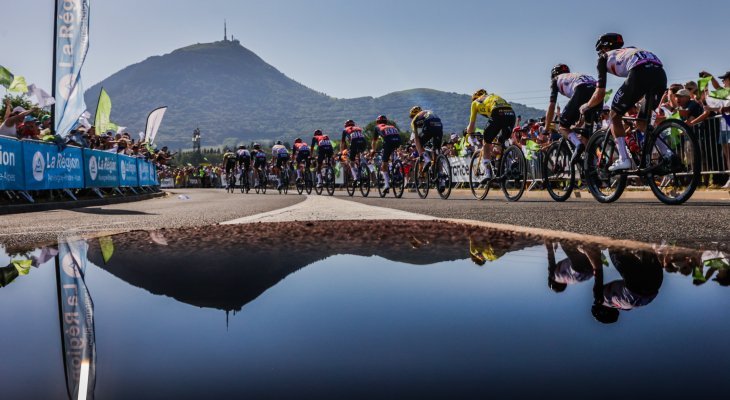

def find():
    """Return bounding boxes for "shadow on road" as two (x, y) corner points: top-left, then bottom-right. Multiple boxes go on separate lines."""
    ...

(73, 208), (155, 216)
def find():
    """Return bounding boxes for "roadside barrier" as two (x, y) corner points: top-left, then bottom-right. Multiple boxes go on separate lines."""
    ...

(0, 137), (159, 202)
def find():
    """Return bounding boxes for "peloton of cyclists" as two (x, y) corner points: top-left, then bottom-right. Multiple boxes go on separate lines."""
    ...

(251, 143), (268, 188)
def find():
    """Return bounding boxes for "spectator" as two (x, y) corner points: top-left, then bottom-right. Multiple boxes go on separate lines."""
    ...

(0, 100), (36, 137)
(676, 89), (710, 127)
(17, 116), (41, 140)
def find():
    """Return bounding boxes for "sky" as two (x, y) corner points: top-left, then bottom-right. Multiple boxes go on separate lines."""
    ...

(2, 0), (728, 109)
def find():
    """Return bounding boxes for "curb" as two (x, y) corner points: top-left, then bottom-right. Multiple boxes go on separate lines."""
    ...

(0, 191), (168, 215)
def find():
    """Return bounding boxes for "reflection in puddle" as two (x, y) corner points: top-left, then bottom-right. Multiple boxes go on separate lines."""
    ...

(0, 221), (728, 399)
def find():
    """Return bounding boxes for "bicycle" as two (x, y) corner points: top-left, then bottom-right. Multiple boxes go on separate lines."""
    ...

(296, 158), (315, 195)
(278, 162), (290, 195)
(239, 167), (251, 194)
(254, 165), (268, 194)
(542, 111), (600, 202)
(468, 135), (526, 201)
(226, 170), (236, 193)
(374, 150), (405, 198)
(315, 155), (336, 196)
(344, 153), (371, 198)
(583, 107), (700, 205)
(414, 146), (453, 200)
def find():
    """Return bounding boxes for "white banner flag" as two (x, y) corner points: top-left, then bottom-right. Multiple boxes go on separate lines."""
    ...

(26, 84), (56, 108)
(144, 106), (167, 144)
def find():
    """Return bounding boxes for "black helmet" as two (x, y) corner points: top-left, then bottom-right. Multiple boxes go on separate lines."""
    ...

(294, 137), (302, 143)
(595, 33), (624, 52)
(275, 140), (282, 145)
(551, 64), (570, 79)
(344, 120), (355, 128)
(238, 145), (245, 150)
(376, 115), (388, 124)
(313, 129), (323, 136)
(253, 142), (260, 149)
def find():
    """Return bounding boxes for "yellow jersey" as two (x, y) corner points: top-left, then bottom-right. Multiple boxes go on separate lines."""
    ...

(469, 94), (512, 123)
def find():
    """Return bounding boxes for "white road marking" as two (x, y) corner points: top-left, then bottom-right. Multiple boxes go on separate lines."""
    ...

(221, 195), (434, 224)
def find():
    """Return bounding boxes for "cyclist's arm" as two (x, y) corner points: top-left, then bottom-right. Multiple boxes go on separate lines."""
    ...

(341, 130), (348, 151)
(545, 79), (559, 131)
(583, 56), (607, 111)
(466, 101), (478, 134)
(371, 132), (379, 153)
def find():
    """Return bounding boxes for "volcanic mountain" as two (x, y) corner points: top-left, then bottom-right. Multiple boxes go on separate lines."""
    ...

(84, 39), (544, 148)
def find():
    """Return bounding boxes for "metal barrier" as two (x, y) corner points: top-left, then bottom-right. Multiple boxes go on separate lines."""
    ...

(697, 115), (730, 177)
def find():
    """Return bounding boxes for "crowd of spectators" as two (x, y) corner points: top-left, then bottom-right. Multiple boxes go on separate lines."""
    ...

(0, 98), (175, 169)
(159, 165), (223, 188)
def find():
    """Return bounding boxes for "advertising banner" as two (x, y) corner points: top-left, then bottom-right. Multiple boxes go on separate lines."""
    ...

(83, 149), (118, 188)
(117, 155), (139, 187)
(137, 158), (153, 186)
(23, 141), (84, 190)
(0, 136), (25, 190)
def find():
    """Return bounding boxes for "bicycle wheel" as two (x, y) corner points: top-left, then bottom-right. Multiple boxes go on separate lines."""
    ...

(584, 130), (627, 203)
(239, 173), (246, 193)
(296, 172), (304, 195)
(260, 171), (268, 194)
(469, 152), (491, 200)
(391, 160), (405, 198)
(436, 155), (452, 200)
(543, 141), (574, 202)
(359, 163), (371, 197)
(325, 165), (336, 196)
(314, 171), (324, 195)
(345, 166), (356, 197)
(414, 158), (430, 199)
(254, 171), (261, 194)
(644, 119), (700, 205)
(500, 145), (527, 201)
(305, 170), (313, 195)
(376, 168), (388, 198)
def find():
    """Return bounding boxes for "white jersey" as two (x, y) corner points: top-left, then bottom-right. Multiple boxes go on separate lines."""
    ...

(0, 121), (17, 136)
(272, 144), (288, 156)
(605, 47), (662, 78)
(555, 73), (596, 98)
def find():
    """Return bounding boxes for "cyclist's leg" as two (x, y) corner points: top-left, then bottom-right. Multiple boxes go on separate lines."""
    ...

(382, 139), (396, 188)
(561, 87), (593, 148)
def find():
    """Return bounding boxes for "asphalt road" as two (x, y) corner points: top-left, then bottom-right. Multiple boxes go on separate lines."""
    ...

(0, 189), (304, 250)
(338, 189), (730, 250)
(1, 188), (727, 251)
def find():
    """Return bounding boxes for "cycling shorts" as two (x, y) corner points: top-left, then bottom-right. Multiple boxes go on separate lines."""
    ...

(275, 155), (290, 169)
(483, 108), (516, 144)
(382, 135), (402, 163)
(419, 123), (443, 150)
(560, 84), (596, 129)
(611, 63), (667, 118)
(253, 158), (266, 169)
(349, 138), (367, 160)
(317, 145), (334, 163)
(296, 150), (310, 164)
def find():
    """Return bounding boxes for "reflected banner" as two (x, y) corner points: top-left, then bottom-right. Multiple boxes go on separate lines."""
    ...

(57, 237), (96, 400)
(54, 0), (90, 137)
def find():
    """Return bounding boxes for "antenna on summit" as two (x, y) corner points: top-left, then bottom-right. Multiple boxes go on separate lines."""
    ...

(224, 19), (228, 41)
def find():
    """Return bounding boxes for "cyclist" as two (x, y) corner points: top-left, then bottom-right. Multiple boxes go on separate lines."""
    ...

(236, 145), (252, 187)
(341, 120), (367, 181)
(465, 89), (516, 182)
(291, 137), (311, 183)
(271, 140), (290, 190)
(251, 143), (268, 188)
(544, 64), (598, 164)
(370, 115), (402, 192)
(579, 33), (671, 172)
(409, 106), (444, 171)
(222, 148), (238, 189)
(311, 129), (334, 188)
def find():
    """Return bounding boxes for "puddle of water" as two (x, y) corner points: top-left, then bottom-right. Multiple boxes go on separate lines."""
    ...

(0, 222), (728, 400)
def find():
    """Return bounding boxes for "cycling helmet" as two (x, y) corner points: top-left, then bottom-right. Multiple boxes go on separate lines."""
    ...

(344, 119), (355, 128)
(294, 137), (302, 143)
(313, 129), (323, 136)
(409, 106), (422, 119)
(472, 89), (487, 101)
(275, 140), (282, 145)
(551, 64), (570, 79)
(238, 145), (245, 150)
(253, 143), (260, 149)
(376, 115), (388, 124)
(595, 33), (624, 52)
